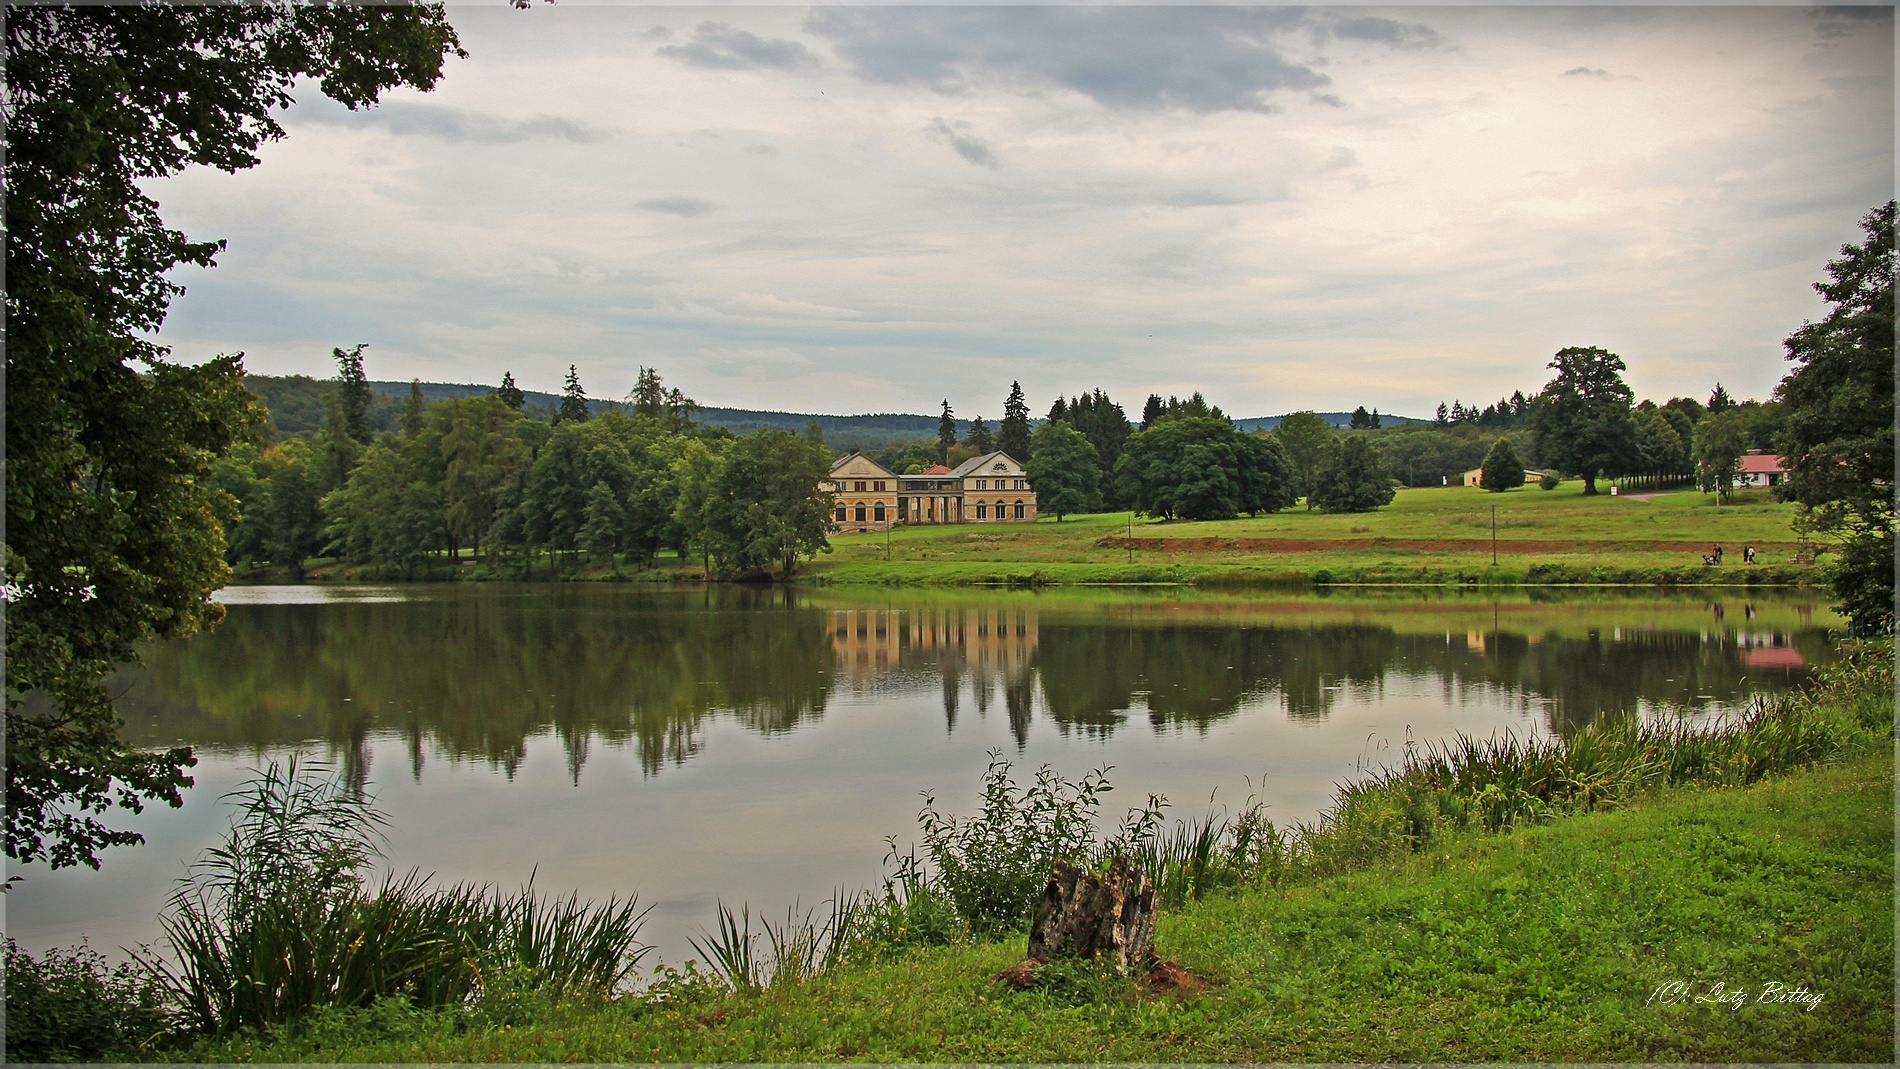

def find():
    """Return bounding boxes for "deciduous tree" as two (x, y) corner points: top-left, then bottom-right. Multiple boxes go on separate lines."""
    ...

(1526, 346), (1639, 495)
(702, 430), (834, 579)
(1025, 422), (1101, 521)
(1309, 437), (1396, 513)
(1693, 411), (1748, 503)
(1272, 411), (1334, 508)
(5, 2), (462, 868)
(1775, 201), (1895, 633)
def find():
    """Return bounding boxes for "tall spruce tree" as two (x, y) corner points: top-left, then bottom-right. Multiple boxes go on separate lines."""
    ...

(496, 371), (525, 410)
(936, 399), (957, 464)
(335, 343), (371, 441)
(968, 416), (994, 454)
(998, 381), (1032, 460)
(557, 365), (591, 424)
(402, 378), (425, 436)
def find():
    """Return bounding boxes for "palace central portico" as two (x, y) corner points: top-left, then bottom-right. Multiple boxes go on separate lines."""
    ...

(821, 450), (1037, 531)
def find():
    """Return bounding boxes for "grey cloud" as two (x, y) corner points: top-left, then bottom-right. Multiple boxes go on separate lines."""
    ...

(295, 99), (608, 144)
(1332, 16), (1440, 50)
(804, 7), (1328, 112)
(1563, 67), (1612, 78)
(1317, 147), (1358, 174)
(745, 144), (778, 155)
(658, 22), (820, 71)
(926, 118), (999, 168)
(637, 196), (720, 216)
(1808, 6), (1893, 39)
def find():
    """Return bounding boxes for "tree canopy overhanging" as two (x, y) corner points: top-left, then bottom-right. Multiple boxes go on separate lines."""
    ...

(5, 4), (464, 869)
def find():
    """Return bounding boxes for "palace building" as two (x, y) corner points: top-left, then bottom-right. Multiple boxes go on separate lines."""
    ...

(821, 450), (1037, 532)
(824, 451), (900, 534)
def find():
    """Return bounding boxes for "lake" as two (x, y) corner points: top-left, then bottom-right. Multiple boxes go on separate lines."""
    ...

(6, 584), (1838, 967)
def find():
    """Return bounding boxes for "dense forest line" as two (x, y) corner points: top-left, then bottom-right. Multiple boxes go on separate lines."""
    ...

(219, 348), (1788, 580)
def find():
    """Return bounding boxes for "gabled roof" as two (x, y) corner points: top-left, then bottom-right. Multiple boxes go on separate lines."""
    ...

(829, 450), (896, 478)
(947, 451), (1023, 478)
(1736, 453), (1787, 474)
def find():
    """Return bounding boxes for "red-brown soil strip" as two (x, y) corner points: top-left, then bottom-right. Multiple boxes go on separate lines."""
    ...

(1103, 537), (1801, 554)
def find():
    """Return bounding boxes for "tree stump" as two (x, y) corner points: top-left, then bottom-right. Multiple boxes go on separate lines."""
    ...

(1024, 857), (1157, 975)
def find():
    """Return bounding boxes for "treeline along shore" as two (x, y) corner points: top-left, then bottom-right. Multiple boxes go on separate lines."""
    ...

(222, 347), (1821, 592)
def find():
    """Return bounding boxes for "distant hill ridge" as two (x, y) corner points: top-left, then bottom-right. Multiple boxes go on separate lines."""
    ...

(242, 375), (1424, 444)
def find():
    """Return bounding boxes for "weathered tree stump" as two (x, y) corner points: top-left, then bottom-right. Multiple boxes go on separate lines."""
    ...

(1025, 857), (1156, 974)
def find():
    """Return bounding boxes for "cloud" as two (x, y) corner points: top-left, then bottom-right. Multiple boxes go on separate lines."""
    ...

(925, 118), (1000, 168)
(804, 7), (1330, 112)
(658, 22), (820, 71)
(1332, 16), (1441, 51)
(1563, 67), (1613, 78)
(1807, 5), (1893, 39)
(295, 100), (608, 144)
(636, 196), (720, 216)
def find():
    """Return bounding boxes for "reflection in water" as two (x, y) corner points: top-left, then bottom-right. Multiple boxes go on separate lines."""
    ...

(111, 587), (1834, 785)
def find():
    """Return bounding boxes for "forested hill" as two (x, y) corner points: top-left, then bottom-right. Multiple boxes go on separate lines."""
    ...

(242, 374), (1425, 446)
(243, 375), (974, 448)
(1235, 412), (1430, 431)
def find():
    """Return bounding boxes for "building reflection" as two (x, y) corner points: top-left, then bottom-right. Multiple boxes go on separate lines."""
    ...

(106, 589), (1835, 785)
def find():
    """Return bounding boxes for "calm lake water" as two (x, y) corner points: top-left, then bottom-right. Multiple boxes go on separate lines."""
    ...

(6, 584), (1839, 966)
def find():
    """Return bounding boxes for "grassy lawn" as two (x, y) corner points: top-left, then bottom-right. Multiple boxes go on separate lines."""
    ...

(164, 750), (1893, 1063)
(812, 483), (1815, 586)
(252, 484), (1817, 588)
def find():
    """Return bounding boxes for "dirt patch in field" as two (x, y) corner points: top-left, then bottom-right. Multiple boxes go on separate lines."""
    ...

(1104, 537), (1801, 555)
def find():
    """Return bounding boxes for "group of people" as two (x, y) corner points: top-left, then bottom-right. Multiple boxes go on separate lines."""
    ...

(1701, 544), (1757, 566)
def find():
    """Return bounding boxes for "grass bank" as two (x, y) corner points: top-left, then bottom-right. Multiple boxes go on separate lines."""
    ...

(151, 752), (1893, 1063)
(145, 641), (1891, 1064)
(237, 483), (1821, 589)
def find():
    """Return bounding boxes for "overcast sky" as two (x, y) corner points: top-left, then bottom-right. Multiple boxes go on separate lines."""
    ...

(149, 4), (1894, 420)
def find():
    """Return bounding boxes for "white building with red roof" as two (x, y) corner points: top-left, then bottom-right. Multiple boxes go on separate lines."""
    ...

(1734, 450), (1788, 489)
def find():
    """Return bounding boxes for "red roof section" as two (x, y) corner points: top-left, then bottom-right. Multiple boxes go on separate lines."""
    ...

(1736, 453), (1787, 474)
(922, 465), (952, 475)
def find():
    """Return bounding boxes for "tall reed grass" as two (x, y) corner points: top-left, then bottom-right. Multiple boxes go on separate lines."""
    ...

(1129, 637), (1894, 900)
(144, 757), (651, 1035)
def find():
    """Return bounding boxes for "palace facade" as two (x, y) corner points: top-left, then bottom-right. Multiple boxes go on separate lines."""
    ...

(821, 450), (1037, 533)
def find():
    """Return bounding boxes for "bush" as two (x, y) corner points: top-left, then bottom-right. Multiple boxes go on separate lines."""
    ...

(1540, 471), (1561, 490)
(4, 938), (171, 1060)
(906, 752), (1163, 938)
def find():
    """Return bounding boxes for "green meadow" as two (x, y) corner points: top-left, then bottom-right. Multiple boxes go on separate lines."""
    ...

(811, 483), (1817, 587)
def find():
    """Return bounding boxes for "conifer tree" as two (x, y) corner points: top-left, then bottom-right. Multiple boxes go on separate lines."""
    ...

(969, 416), (994, 454)
(998, 381), (1032, 460)
(1479, 436), (1525, 492)
(496, 371), (525, 411)
(1141, 394), (1164, 429)
(557, 365), (591, 424)
(335, 344), (371, 442)
(936, 400), (958, 464)
(402, 379), (425, 437)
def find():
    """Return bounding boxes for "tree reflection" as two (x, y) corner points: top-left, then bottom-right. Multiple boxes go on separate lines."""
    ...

(113, 588), (1834, 783)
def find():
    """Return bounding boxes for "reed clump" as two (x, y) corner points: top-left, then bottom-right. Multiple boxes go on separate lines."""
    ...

(145, 757), (651, 1036)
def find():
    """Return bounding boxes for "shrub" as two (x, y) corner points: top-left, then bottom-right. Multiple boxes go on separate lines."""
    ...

(4, 938), (171, 1060)
(1540, 471), (1561, 490)
(905, 752), (1163, 938)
